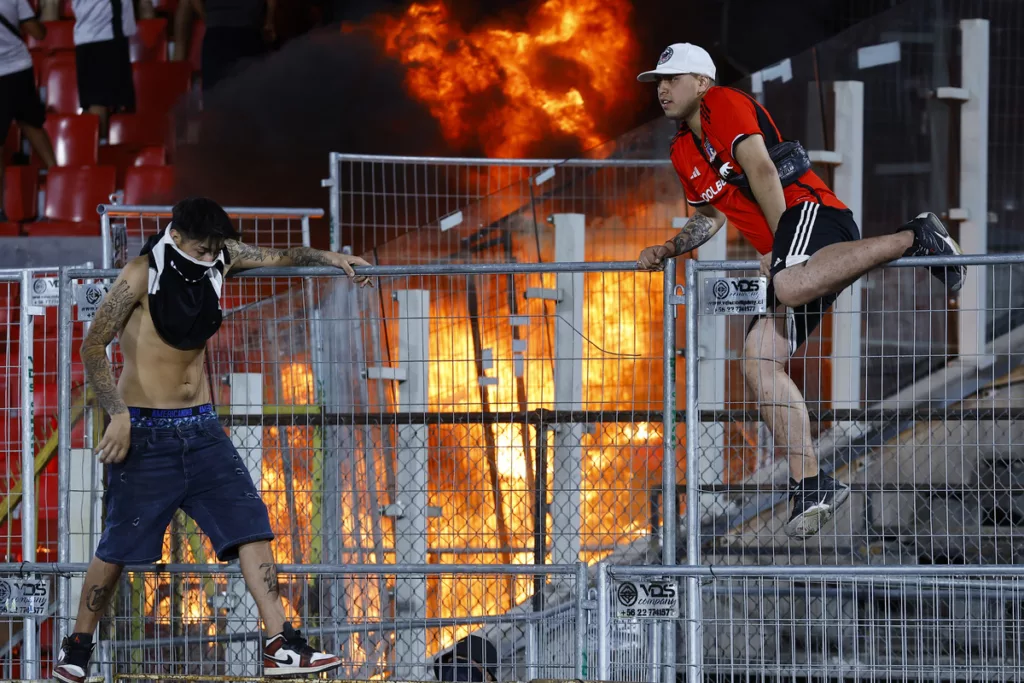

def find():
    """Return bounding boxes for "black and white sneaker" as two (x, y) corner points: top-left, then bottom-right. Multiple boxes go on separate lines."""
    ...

(901, 212), (966, 292)
(53, 634), (94, 683)
(784, 473), (851, 539)
(263, 623), (342, 677)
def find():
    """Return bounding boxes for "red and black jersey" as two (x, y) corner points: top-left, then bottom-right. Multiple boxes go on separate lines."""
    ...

(670, 86), (847, 254)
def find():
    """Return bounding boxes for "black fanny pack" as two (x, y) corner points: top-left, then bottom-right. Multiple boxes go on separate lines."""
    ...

(725, 140), (812, 189)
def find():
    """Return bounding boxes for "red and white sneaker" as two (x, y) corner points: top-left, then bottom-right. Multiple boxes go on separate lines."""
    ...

(263, 623), (342, 678)
(53, 634), (94, 683)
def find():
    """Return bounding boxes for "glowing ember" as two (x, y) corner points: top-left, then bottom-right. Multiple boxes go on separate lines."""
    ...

(349, 0), (638, 157)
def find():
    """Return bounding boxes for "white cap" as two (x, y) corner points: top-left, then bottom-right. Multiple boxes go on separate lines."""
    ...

(637, 43), (717, 82)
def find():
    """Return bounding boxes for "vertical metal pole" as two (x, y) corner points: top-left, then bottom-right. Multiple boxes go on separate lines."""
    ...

(575, 561), (587, 679)
(393, 289), (430, 681)
(532, 425), (548, 611)
(695, 225), (726, 519)
(661, 257), (678, 683)
(57, 267), (73, 645)
(226, 373), (263, 677)
(550, 214), (585, 566)
(325, 153), (342, 254)
(830, 81), (865, 411)
(19, 270), (38, 680)
(957, 19), (990, 360)
(100, 214), (112, 269)
(597, 563), (610, 681)
(684, 259), (703, 683)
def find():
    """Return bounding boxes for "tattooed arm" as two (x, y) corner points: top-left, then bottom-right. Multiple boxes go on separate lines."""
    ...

(223, 240), (373, 286)
(81, 258), (147, 464)
(636, 204), (727, 270)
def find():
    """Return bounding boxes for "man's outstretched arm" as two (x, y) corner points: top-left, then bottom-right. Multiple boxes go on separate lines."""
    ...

(637, 204), (726, 270)
(733, 134), (787, 234)
(224, 241), (373, 286)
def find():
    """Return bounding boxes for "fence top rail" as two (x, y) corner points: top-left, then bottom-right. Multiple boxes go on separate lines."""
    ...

(693, 252), (1024, 271)
(607, 563), (1024, 578)
(97, 204), (324, 219)
(0, 272), (22, 282)
(0, 561), (583, 576)
(331, 151), (672, 167)
(65, 261), (642, 280)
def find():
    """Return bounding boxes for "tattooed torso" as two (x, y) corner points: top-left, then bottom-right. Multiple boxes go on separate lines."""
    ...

(111, 257), (212, 409)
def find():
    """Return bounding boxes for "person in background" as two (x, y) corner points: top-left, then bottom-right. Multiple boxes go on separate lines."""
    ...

(72, 0), (137, 138)
(0, 0), (56, 222)
(190, 0), (275, 99)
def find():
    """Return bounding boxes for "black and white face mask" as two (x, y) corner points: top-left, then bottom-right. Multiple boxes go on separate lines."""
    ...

(141, 226), (228, 350)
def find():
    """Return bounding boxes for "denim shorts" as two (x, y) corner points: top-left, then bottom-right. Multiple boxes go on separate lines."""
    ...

(95, 405), (274, 564)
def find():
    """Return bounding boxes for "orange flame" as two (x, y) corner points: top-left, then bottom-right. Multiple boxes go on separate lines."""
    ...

(351, 0), (638, 157)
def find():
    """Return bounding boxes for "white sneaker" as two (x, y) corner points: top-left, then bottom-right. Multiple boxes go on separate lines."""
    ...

(263, 623), (342, 677)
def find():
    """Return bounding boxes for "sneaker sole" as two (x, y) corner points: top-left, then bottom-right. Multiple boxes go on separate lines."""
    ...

(264, 659), (343, 677)
(917, 212), (966, 293)
(53, 670), (85, 683)
(783, 486), (852, 539)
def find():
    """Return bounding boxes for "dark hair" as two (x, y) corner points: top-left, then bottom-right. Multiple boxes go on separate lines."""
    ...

(170, 197), (240, 242)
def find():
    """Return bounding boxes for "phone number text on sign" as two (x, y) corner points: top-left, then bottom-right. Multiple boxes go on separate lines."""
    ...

(614, 579), (679, 619)
(703, 276), (768, 315)
(0, 577), (49, 616)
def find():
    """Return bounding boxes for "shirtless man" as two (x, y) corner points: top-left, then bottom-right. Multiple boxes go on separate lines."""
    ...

(635, 44), (965, 538)
(54, 197), (372, 683)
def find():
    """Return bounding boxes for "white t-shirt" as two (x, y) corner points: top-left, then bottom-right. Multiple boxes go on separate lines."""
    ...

(0, 0), (34, 78)
(72, 0), (136, 45)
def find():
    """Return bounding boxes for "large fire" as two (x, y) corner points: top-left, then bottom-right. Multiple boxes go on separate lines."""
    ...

(347, 0), (638, 157)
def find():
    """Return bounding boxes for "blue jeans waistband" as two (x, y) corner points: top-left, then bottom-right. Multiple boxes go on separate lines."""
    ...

(128, 404), (217, 428)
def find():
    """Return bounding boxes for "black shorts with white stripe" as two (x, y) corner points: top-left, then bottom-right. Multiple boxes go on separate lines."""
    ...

(749, 202), (861, 355)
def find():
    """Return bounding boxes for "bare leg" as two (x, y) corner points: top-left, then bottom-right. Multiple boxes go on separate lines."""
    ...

(743, 315), (817, 481)
(172, 0), (195, 61)
(71, 556), (124, 635)
(20, 124), (56, 168)
(773, 231), (915, 308)
(238, 541), (287, 636)
(87, 105), (110, 139)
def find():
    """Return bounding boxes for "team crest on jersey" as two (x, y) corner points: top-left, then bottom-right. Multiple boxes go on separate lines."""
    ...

(702, 138), (717, 161)
(658, 47), (673, 65)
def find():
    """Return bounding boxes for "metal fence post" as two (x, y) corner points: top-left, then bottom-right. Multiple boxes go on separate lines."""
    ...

(596, 562), (610, 681)
(575, 561), (587, 678)
(19, 270), (38, 679)
(323, 152), (342, 253)
(100, 213), (112, 270)
(695, 226), (726, 520)
(56, 267), (73, 647)
(661, 257), (678, 683)
(550, 214), (585, 566)
(683, 259), (703, 683)
(830, 80), (865, 411)
(956, 19), (990, 360)
(392, 289), (430, 680)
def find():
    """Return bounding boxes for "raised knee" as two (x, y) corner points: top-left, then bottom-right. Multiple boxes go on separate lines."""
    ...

(772, 276), (804, 308)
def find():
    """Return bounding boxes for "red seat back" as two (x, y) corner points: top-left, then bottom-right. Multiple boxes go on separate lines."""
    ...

(124, 166), (175, 204)
(132, 62), (191, 115)
(108, 112), (169, 147)
(2, 166), (40, 222)
(26, 21), (75, 52)
(130, 18), (168, 62)
(43, 167), (117, 224)
(44, 60), (79, 115)
(44, 114), (99, 167)
(38, 51), (75, 88)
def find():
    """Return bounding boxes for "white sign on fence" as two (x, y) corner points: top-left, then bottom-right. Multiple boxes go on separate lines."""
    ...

(613, 579), (680, 619)
(30, 276), (60, 308)
(75, 282), (110, 321)
(0, 577), (49, 616)
(703, 276), (768, 315)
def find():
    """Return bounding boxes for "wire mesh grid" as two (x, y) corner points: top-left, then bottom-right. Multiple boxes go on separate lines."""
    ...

(689, 255), (1024, 569)
(26, 564), (582, 681)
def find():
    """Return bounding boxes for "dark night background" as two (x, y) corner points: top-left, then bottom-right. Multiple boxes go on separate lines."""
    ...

(170, 0), (908, 234)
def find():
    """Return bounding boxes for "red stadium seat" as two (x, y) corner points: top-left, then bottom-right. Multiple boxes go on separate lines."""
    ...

(108, 112), (169, 148)
(130, 18), (168, 62)
(124, 166), (175, 204)
(44, 59), (79, 114)
(132, 145), (166, 166)
(60, 0), (74, 18)
(132, 62), (192, 115)
(43, 114), (100, 167)
(2, 166), (40, 222)
(25, 166), (116, 236)
(26, 21), (75, 52)
(38, 51), (75, 87)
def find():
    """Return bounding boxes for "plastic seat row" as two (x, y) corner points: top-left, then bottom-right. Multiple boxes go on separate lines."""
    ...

(27, 18), (202, 71)
(1, 165), (175, 235)
(40, 59), (192, 117)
